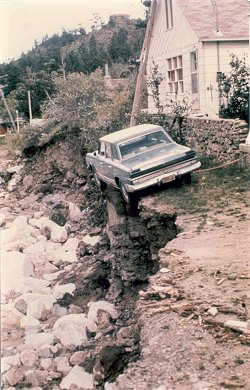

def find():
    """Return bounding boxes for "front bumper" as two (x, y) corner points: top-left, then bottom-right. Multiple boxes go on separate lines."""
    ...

(126, 161), (201, 192)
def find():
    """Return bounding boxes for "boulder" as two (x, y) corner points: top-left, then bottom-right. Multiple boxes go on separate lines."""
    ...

(50, 224), (68, 243)
(50, 202), (69, 227)
(53, 314), (95, 349)
(87, 301), (118, 327)
(1, 304), (24, 331)
(24, 369), (48, 387)
(69, 351), (86, 366)
(7, 165), (24, 174)
(15, 293), (56, 320)
(60, 366), (94, 389)
(22, 175), (34, 191)
(0, 212), (6, 226)
(19, 350), (39, 367)
(1, 251), (34, 296)
(68, 202), (82, 222)
(56, 357), (71, 375)
(25, 333), (54, 350)
(62, 238), (79, 252)
(52, 283), (76, 299)
(3, 367), (24, 387)
(1, 355), (21, 374)
(20, 316), (40, 332)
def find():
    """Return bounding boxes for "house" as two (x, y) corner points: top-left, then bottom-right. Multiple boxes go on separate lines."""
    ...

(146, 0), (249, 117)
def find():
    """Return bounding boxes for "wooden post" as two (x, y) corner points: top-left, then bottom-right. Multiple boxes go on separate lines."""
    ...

(130, 0), (157, 127)
(28, 90), (33, 124)
(0, 84), (17, 132)
(16, 110), (20, 135)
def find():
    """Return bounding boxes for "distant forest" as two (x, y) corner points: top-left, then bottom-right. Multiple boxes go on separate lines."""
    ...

(0, 14), (146, 120)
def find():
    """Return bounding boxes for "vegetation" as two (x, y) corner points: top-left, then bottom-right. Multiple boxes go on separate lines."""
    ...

(217, 54), (249, 122)
(0, 16), (145, 122)
(148, 161), (249, 217)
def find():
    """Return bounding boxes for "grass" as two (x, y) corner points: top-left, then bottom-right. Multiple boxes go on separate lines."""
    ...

(148, 161), (249, 216)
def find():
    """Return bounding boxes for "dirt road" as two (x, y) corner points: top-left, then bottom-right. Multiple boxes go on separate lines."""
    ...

(116, 195), (250, 389)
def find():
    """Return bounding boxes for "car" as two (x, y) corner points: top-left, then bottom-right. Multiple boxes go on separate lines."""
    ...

(86, 124), (201, 203)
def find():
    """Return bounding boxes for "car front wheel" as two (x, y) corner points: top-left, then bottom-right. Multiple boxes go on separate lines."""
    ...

(93, 171), (107, 191)
(120, 182), (130, 204)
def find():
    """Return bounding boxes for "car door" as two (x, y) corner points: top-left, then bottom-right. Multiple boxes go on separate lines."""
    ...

(102, 142), (115, 183)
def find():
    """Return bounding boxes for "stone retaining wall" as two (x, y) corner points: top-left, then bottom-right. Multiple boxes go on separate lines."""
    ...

(141, 115), (249, 163)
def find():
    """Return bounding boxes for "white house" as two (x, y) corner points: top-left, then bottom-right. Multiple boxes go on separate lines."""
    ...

(146, 0), (249, 117)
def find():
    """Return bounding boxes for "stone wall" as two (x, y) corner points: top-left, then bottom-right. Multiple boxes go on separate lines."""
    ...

(140, 114), (249, 163)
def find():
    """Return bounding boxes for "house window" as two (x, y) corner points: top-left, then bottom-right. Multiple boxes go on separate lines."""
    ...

(165, 0), (173, 29)
(190, 51), (198, 94)
(167, 55), (183, 93)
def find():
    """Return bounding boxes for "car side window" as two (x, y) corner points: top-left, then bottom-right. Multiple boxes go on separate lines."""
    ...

(111, 144), (119, 160)
(100, 142), (105, 156)
(106, 143), (112, 159)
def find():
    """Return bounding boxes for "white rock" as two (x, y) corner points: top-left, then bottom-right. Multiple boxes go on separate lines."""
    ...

(69, 351), (86, 366)
(23, 242), (46, 254)
(62, 238), (79, 252)
(27, 300), (46, 320)
(19, 350), (39, 367)
(1, 215), (36, 251)
(7, 165), (24, 174)
(52, 283), (76, 299)
(1, 251), (34, 296)
(57, 251), (78, 264)
(60, 366), (94, 389)
(56, 357), (71, 374)
(1, 303), (24, 331)
(51, 304), (68, 317)
(15, 293), (55, 320)
(33, 212), (43, 219)
(29, 217), (67, 243)
(53, 314), (95, 348)
(40, 358), (52, 370)
(50, 225), (68, 243)
(82, 235), (100, 246)
(207, 307), (218, 317)
(3, 367), (24, 386)
(28, 216), (54, 230)
(43, 270), (64, 281)
(1, 355), (21, 374)
(25, 333), (54, 350)
(87, 301), (118, 326)
(20, 316), (41, 332)
(68, 202), (82, 222)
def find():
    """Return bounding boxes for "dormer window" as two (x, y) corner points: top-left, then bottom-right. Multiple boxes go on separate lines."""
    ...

(165, 0), (173, 29)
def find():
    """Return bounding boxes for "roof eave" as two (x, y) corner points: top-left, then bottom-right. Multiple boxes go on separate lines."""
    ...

(200, 37), (249, 42)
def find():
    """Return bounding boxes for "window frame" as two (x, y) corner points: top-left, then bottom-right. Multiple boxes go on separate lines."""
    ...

(167, 55), (184, 94)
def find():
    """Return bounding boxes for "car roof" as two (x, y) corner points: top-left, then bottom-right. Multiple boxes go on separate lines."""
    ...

(100, 124), (164, 144)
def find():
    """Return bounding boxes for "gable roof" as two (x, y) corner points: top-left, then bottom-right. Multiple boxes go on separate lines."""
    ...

(175, 0), (249, 40)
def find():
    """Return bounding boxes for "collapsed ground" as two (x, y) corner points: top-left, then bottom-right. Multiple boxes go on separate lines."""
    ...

(1, 134), (249, 389)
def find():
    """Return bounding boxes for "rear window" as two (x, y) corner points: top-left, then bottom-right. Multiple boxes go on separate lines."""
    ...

(119, 130), (172, 159)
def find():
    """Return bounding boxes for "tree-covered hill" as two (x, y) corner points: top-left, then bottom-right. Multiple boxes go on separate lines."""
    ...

(0, 14), (146, 120)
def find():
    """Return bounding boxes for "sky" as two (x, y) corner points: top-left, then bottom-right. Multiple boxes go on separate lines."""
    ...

(0, 0), (145, 63)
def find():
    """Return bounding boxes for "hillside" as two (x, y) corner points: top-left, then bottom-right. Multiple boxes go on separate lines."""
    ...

(0, 14), (145, 120)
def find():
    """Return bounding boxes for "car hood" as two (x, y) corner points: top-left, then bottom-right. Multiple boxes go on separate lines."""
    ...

(122, 143), (192, 171)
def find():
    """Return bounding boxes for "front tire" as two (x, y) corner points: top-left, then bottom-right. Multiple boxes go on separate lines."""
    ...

(93, 171), (107, 191)
(120, 182), (130, 204)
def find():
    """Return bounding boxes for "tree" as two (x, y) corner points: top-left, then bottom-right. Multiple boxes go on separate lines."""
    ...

(217, 54), (249, 122)
(41, 70), (134, 145)
(108, 28), (131, 63)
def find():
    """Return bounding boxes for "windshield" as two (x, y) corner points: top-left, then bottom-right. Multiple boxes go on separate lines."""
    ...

(119, 130), (172, 159)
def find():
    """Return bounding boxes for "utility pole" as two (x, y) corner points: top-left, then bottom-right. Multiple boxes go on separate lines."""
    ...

(130, 0), (157, 127)
(28, 90), (33, 124)
(16, 110), (20, 135)
(0, 76), (17, 132)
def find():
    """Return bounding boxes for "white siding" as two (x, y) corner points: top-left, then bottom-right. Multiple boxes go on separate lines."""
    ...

(147, 0), (249, 117)
(199, 41), (248, 117)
